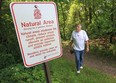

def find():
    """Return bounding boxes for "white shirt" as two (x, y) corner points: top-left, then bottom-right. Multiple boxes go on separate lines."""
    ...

(71, 30), (89, 51)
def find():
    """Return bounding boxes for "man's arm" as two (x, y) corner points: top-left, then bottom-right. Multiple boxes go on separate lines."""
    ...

(85, 40), (89, 52)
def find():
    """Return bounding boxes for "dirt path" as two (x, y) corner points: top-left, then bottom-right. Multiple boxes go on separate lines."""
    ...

(63, 46), (116, 77)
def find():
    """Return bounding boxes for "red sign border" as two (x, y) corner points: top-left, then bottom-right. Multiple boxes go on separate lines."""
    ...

(10, 2), (62, 67)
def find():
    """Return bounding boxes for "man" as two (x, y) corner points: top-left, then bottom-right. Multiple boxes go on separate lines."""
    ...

(70, 23), (89, 74)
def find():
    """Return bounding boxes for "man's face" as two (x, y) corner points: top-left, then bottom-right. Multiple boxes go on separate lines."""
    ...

(76, 24), (81, 32)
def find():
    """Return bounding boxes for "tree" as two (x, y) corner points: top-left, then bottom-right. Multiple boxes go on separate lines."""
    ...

(0, 0), (2, 11)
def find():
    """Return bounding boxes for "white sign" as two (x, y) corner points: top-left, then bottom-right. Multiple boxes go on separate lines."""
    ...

(10, 2), (62, 67)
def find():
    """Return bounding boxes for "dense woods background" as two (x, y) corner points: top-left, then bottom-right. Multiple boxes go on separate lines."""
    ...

(0, 0), (116, 83)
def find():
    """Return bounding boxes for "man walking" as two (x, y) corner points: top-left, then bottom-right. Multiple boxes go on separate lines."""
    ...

(70, 23), (89, 74)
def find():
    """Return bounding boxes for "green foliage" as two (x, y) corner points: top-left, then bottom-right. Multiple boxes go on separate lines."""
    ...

(67, 2), (84, 25)
(84, 0), (116, 39)
(0, 53), (16, 69)
(90, 43), (116, 57)
(0, 64), (46, 83)
(56, 0), (116, 41)
(0, 1), (22, 68)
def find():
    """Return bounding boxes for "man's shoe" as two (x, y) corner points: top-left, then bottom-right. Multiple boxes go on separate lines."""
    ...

(80, 66), (83, 69)
(77, 71), (80, 74)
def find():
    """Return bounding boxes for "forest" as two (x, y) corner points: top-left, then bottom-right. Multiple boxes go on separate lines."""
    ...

(0, 0), (116, 83)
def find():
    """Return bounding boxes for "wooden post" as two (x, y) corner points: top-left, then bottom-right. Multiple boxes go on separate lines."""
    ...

(43, 62), (52, 83)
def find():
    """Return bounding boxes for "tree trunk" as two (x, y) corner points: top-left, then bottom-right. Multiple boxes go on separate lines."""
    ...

(0, 0), (2, 11)
(109, 0), (115, 43)
(89, 7), (92, 24)
(0, 0), (2, 43)
(109, 34), (113, 43)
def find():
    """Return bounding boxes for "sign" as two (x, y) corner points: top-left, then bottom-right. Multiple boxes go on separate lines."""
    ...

(10, 2), (62, 67)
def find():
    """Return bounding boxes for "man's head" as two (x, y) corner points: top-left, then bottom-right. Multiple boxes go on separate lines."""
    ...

(76, 23), (82, 32)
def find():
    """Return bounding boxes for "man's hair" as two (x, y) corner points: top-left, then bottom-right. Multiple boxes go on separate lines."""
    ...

(75, 23), (82, 28)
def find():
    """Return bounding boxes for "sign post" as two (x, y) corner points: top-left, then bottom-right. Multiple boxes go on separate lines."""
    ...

(43, 62), (52, 83)
(10, 2), (62, 83)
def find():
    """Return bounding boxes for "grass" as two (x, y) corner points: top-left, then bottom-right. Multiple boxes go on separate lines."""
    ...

(49, 57), (116, 83)
(0, 56), (116, 83)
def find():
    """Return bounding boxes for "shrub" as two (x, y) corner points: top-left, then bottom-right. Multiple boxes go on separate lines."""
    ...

(0, 53), (16, 69)
(0, 64), (45, 83)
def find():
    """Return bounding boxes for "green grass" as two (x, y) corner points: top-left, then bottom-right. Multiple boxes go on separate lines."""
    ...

(0, 57), (116, 83)
(49, 57), (116, 83)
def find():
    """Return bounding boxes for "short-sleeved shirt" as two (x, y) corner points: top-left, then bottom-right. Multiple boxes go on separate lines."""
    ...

(71, 30), (89, 51)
